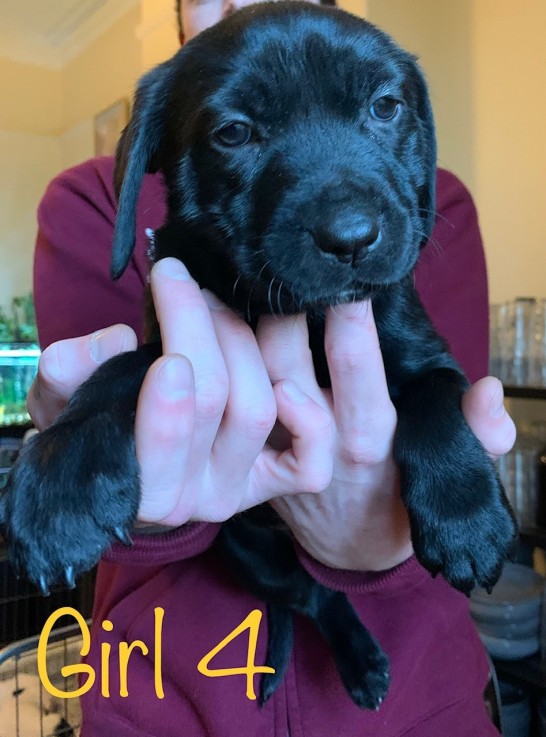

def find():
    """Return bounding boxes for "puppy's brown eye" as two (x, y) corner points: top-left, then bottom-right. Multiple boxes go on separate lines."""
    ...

(215, 122), (252, 147)
(370, 97), (400, 122)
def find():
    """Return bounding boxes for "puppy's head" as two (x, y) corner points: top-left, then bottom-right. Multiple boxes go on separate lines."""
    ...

(113, 1), (436, 314)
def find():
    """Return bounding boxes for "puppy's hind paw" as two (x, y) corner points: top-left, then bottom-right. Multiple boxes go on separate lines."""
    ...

(338, 644), (390, 710)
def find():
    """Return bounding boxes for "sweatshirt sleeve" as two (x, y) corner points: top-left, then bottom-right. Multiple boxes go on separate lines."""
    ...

(33, 156), (166, 350)
(414, 168), (489, 384)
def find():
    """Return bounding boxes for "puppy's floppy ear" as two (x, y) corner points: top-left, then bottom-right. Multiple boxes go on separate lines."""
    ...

(409, 61), (438, 244)
(111, 59), (173, 280)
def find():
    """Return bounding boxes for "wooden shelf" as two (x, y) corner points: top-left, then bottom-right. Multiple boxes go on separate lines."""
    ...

(0, 423), (33, 439)
(493, 654), (546, 697)
(504, 385), (546, 401)
(520, 527), (546, 550)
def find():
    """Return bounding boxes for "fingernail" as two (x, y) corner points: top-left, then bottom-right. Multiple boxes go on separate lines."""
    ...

(155, 258), (191, 280)
(334, 300), (371, 317)
(282, 380), (308, 404)
(90, 326), (127, 364)
(202, 290), (226, 311)
(489, 388), (506, 418)
(158, 356), (192, 400)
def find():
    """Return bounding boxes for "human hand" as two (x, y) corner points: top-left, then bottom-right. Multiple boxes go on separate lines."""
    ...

(257, 303), (517, 572)
(27, 325), (137, 431)
(28, 258), (334, 527)
(134, 258), (334, 525)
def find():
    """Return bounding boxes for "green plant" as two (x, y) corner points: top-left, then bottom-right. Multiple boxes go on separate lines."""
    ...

(0, 292), (38, 343)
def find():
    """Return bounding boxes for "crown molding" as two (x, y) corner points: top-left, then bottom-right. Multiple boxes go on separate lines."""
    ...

(0, 31), (63, 70)
(0, 0), (140, 70)
(59, 0), (140, 65)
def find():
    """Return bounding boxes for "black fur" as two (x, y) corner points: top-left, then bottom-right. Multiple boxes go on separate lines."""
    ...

(0, 2), (516, 709)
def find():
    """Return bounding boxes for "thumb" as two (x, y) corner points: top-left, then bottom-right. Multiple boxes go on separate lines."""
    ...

(27, 325), (137, 430)
(461, 376), (516, 460)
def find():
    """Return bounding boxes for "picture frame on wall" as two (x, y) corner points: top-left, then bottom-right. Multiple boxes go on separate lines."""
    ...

(94, 98), (130, 157)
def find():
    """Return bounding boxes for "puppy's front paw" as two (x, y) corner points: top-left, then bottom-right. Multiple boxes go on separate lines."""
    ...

(0, 412), (139, 593)
(406, 461), (517, 595)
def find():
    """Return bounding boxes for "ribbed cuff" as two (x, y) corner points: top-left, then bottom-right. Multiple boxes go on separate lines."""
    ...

(294, 541), (429, 594)
(102, 522), (222, 566)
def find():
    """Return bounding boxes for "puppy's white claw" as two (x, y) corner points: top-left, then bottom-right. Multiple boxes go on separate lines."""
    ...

(113, 526), (133, 547)
(64, 566), (76, 589)
(39, 575), (50, 597)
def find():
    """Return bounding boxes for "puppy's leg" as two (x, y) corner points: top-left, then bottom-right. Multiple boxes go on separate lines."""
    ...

(393, 366), (516, 593)
(0, 344), (161, 591)
(373, 282), (517, 594)
(217, 515), (390, 709)
(259, 603), (293, 705)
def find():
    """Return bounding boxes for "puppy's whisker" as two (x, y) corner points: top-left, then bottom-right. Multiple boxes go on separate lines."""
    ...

(418, 207), (455, 229)
(256, 259), (272, 282)
(267, 277), (277, 316)
(246, 294), (252, 324)
(232, 273), (243, 298)
(276, 281), (284, 317)
(246, 282), (257, 323)
(331, 301), (342, 318)
(416, 228), (442, 256)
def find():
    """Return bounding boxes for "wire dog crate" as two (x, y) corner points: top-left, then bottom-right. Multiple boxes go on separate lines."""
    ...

(0, 550), (96, 648)
(0, 543), (95, 735)
(0, 622), (85, 736)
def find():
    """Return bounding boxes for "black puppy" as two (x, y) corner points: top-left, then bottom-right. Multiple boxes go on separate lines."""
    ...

(0, 1), (516, 710)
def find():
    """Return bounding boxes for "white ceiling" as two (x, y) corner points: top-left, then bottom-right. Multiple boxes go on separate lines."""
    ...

(0, 0), (139, 68)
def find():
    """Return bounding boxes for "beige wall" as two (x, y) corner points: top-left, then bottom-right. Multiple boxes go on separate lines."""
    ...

(0, 57), (62, 136)
(365, 0), (475, 192)
(472, 0), (546, 303)
(139, 0), (180, 72)
(0, 131), (62, 304)
(60, 6), (141, 166)
(0, 5), (142, 309)
(0, 59), (63, 306)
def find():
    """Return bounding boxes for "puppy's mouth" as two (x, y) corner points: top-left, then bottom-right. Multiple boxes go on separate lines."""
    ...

(241, 269), (376, 316)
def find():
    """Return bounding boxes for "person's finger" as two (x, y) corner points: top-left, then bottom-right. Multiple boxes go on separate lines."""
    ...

(135, 353), (196, 524)
(461, 376), (517, 460)
(249, 379), (335, 500)
(203, 291), (277, 485)
(151, 258), (228, 465)
(27, 325), (137, 430)
(256, 313), (325, 407)
(273, 379), (335, 492)
(251, 379), (334, 502)
(325, 301), (397, 465)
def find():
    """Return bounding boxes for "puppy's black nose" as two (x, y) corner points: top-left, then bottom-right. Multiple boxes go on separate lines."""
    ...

(313, 211), (380, 264)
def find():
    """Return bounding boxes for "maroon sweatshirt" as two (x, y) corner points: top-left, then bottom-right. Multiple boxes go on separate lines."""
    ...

(34, 157), (498, 736)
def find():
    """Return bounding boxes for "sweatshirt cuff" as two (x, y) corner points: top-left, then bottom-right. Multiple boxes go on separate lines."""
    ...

(294, 541), (429, 594)
(102, 522), (222, 566)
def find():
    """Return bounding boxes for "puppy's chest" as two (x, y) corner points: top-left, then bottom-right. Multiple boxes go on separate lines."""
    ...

(307, 316), (331, 388)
